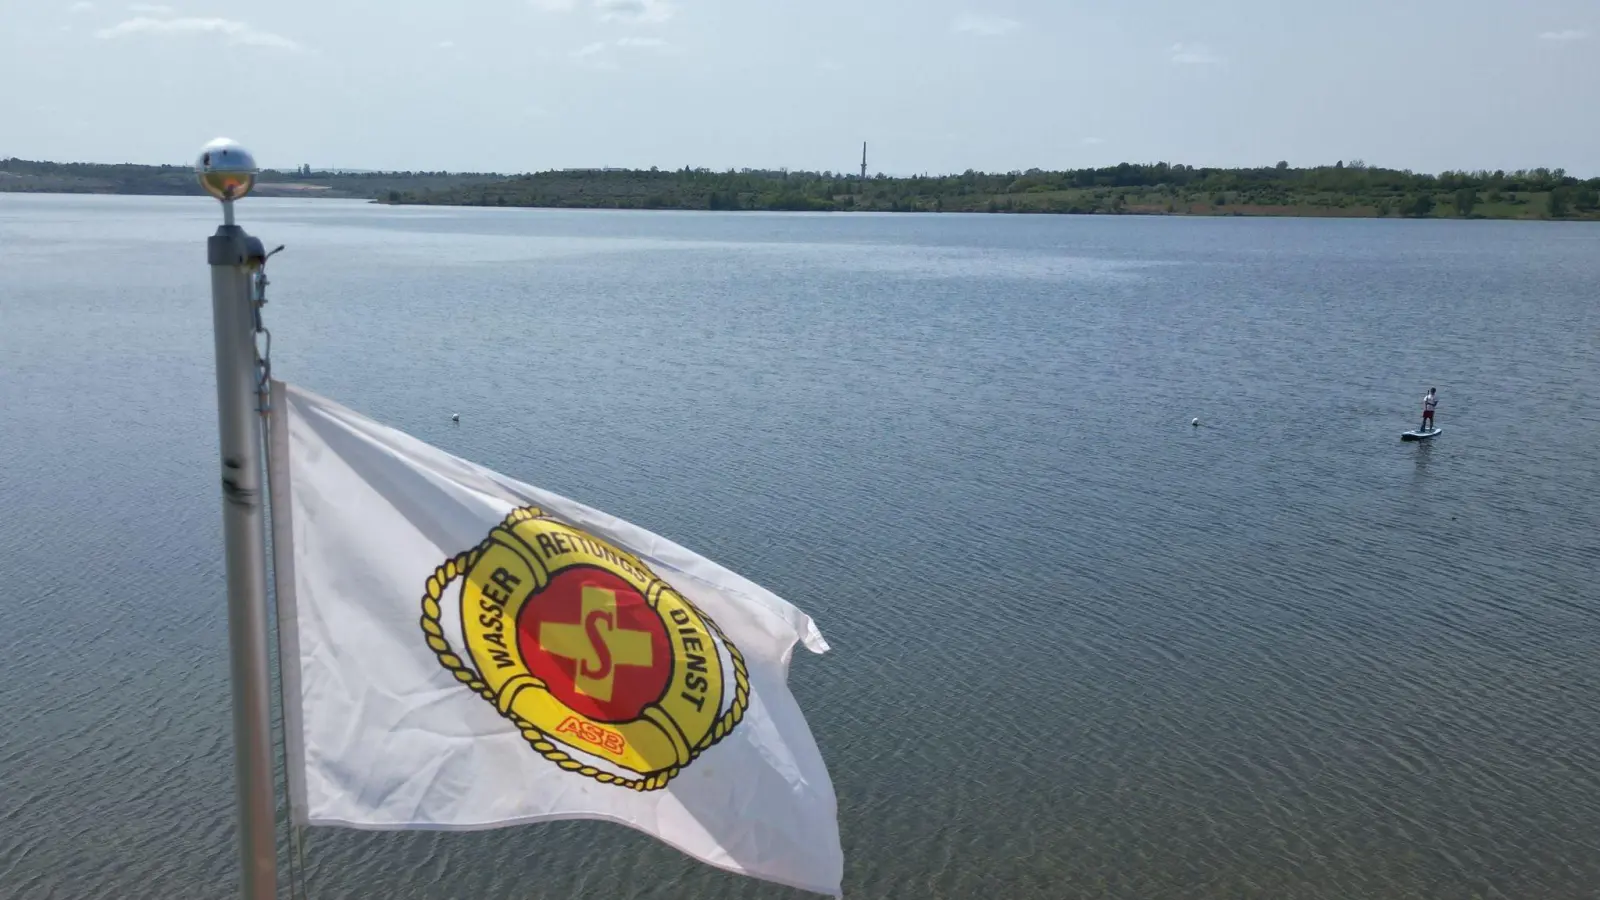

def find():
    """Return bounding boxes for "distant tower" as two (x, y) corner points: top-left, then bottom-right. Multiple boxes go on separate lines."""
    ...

(860, 142), (868, 181)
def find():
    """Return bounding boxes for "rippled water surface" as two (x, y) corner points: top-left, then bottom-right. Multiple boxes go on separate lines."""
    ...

(2, 195), (1599, 900)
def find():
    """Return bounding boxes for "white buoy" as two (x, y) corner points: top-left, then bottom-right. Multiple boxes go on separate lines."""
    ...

(451, 413), (459, 423)
(1191, 417), (1200, 427)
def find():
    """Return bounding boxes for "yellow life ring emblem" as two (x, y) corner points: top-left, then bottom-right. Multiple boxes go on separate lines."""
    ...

(420, 507), (748, 790)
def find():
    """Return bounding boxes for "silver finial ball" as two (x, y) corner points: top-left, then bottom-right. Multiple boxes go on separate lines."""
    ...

(196, 137), (258, 201)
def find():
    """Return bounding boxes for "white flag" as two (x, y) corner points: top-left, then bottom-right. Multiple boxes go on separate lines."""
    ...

(266, 380), (843, 896)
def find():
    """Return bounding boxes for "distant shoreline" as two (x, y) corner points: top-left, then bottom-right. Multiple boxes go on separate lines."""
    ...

(4, 157), (1598, 221)
(372, 197), (1596, 221)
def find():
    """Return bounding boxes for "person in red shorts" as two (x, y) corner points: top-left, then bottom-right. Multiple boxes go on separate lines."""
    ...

(1421, 387), (1438, 432)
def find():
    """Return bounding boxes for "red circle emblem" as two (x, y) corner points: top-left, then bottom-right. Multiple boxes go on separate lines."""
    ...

(516, 566), (672, 723)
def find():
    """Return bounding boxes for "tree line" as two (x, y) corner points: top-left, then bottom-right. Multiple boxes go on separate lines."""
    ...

(378, 161), (1600, 219)
(4, 157), (1598, 219)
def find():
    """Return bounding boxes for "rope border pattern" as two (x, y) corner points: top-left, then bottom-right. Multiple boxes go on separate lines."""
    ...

(418, 507), (750, 791)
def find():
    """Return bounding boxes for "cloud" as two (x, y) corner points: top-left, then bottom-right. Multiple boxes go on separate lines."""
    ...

(437, 40), (455, 48)
(95, 16), (303, 50)
(69, 1), (94, 11)
(1538, 29), (1587, 41)
(951, 13), (1019, 36)
(569, 35), (670, 68)
(1170, 42), (1222, 64)
(817, 58), (843, 72)
(570, 40), (617, 68)
(529, 0), (576, 9)
(128, 3), (174, 12)
(595, 0), (673, 24)
(1080, 137), (1105, 145)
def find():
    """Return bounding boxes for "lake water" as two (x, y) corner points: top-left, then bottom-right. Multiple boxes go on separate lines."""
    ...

(2, 195), (1599, 900)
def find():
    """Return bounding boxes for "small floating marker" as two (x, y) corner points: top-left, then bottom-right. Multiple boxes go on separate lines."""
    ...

(451, 413), (460, 423)
(1191, 417), (1200, 427)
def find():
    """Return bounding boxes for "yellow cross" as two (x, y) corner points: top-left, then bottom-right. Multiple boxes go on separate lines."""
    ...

(537, 585), (654, 703)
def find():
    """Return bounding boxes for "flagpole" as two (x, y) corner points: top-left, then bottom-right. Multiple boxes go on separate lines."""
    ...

(198, 137), (279, 900)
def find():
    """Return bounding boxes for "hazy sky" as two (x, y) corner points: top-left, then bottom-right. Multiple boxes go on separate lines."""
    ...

(3, 0), (1597, 175)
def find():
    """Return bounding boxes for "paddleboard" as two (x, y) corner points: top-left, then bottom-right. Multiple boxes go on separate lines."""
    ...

(1401, 427), (1441, 441)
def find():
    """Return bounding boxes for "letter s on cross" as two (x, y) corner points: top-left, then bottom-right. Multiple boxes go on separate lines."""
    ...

(581, 610), (614, 680)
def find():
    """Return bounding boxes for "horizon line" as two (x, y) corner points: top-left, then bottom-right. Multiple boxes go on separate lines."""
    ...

(5, 155), (1598, 181)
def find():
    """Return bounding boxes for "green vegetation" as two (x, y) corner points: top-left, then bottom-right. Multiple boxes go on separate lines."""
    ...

(383, 160), (1600, 220)
(4, 156), (1598, 221)
(0, 158), (493, 199)
(0, 159), (199, 194)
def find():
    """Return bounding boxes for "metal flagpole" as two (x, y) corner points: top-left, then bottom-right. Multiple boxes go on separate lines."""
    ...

(197, 137), (279, 900)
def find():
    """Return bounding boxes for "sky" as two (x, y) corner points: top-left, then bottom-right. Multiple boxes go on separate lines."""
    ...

(2, 0), (1597, 176)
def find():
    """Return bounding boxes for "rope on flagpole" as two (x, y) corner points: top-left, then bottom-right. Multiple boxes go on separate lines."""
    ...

(250, 245), (281, 421)
(248, 250), (311, 900)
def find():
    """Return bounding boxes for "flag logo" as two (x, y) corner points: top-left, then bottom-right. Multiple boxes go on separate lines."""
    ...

(420, 506), (748, 790)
